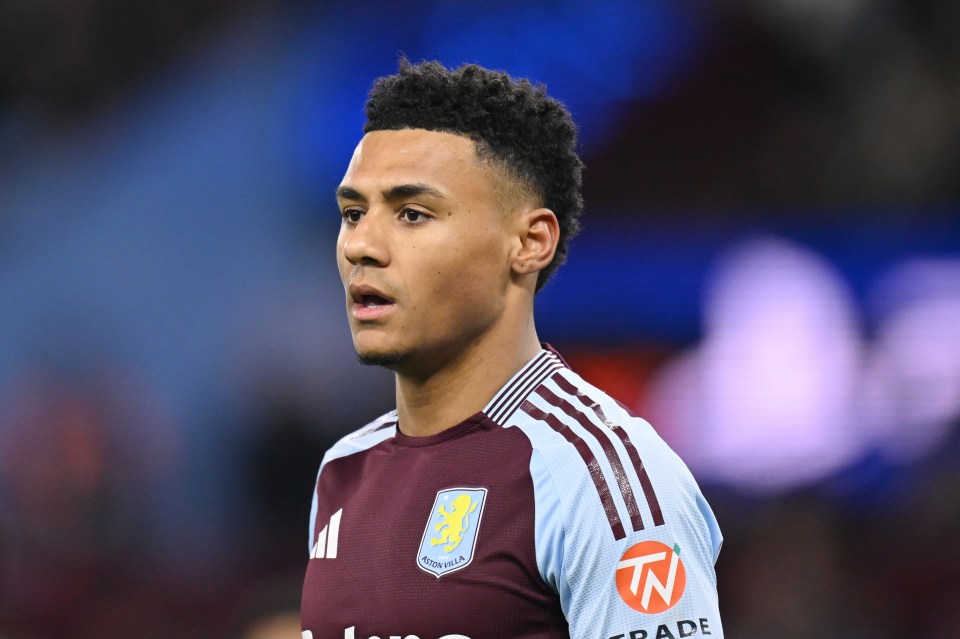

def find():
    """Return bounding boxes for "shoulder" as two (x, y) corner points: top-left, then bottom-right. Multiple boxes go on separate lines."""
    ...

(509, 369), (725, 635)
(509, 366), (679, 486)
(508, 367), (719, 552)
(307, 410), (398, 550)
(319, 410), (398, 472)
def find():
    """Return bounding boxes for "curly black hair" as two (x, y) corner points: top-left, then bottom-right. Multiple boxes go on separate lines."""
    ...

(363, 59), (584, 292)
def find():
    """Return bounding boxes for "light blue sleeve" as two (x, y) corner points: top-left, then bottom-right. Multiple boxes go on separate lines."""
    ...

(530, 415), (724, 639)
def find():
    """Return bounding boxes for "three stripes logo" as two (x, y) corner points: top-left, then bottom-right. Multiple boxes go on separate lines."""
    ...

(311, 508), (343, 559)
(615, 541), (687, 614)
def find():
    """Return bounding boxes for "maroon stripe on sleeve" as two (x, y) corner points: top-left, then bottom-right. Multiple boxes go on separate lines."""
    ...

(551, 374), (665, 527)
(615, 429), (665, 526)
(534, 385), (645, 533)
(520, 399), (626, 540)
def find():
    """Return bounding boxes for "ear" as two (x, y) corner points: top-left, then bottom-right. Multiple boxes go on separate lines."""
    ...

(511, 207), (559, 277)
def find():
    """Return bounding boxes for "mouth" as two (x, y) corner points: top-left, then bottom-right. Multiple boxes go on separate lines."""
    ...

(357, 294), (392, 308)
(348, 285), (396, 321)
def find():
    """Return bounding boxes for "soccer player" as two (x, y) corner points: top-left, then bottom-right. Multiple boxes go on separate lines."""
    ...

(301, 61), (724, 639)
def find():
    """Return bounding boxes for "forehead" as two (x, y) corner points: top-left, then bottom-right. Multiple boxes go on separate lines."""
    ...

(340, 129), (486, 195)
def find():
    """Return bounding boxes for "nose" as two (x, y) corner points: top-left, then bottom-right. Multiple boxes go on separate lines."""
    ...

(340, 209), (390, 267)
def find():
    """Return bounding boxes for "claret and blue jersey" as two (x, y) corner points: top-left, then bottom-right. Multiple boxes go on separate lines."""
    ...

(301, 347), (723, 639)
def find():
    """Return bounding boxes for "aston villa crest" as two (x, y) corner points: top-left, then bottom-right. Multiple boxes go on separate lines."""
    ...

(416, 487), (488, 578)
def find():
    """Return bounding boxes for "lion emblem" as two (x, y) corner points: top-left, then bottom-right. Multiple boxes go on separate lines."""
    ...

(430, 494), (479, 553)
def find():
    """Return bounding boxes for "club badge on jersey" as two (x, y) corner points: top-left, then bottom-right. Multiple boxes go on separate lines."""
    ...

(416, 487), (488, 577)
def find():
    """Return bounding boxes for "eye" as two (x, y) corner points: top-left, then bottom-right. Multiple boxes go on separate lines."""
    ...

(341, 208), (364, 224)
(400, 208), (429, 224)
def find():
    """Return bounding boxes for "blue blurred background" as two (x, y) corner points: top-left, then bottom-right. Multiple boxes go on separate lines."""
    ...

(1, 0), (959, 637)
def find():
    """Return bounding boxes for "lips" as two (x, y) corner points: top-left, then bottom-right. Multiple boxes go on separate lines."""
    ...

(349, 283), (394, 304)
(348, 283), (396, 321)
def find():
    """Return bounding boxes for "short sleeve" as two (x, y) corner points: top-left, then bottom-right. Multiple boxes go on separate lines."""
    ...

(530, 413), (724, 639)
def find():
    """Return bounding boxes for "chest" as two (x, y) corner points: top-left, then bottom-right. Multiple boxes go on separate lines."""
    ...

(300, 430), (567, 639)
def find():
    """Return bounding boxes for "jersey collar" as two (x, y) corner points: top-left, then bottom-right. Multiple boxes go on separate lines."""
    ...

(482, 344), (567, 426)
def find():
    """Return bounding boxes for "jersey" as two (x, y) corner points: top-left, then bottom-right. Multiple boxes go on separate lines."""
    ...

(301, 347), (723, 639)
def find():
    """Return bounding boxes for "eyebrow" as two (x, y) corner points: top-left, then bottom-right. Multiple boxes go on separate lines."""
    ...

(335, 183), (445, 202)
(335, 185), (364, 201)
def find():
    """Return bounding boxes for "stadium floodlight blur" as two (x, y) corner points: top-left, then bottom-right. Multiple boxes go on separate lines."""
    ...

(647, 237), (862, 490)
(647, 237), (960, 492)
(862, 258), (960, 463)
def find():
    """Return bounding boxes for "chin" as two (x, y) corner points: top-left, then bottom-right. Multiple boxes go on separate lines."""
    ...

(355, 349), (405, 369)
(351, 328), (401, 366)
(352, 335), (407, 369)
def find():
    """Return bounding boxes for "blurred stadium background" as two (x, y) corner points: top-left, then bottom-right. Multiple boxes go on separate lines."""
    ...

(1, 0), (959, 637)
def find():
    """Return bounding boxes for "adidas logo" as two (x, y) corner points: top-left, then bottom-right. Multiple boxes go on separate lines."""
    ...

(311, 508), (343, 559)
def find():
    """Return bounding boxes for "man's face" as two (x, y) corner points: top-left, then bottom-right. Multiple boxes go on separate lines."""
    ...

(336, 129), (517, 374)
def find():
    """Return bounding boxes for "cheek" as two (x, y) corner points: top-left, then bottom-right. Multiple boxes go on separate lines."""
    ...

(464, 230), (511, 284)
(427, 235), (507, 305)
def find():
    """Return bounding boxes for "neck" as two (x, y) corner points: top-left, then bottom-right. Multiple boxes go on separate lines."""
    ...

(393, 319), (541, 437)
